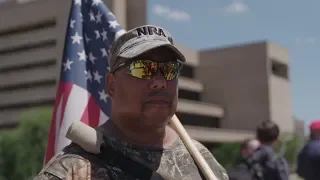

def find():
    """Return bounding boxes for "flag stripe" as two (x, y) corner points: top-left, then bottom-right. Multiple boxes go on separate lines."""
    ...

(58, 83), (74, 128)
(99, 109), (109, 125)
(53, 82), (73, 153)
(81, 95), (100, 127)
(44, 83), (65, 163)
(54, 94), (64, 155)
(56, 84), (90, 153)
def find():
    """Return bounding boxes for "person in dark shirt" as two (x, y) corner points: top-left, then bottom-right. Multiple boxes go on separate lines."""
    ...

(228, 138), (260, 180)
(252, 120), (290, 180)
(296, 120), (320, 180)
(229, 121), (290, 180)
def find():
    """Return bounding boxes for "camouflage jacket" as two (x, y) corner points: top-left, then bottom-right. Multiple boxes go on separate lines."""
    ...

(34, 122), (229, 180)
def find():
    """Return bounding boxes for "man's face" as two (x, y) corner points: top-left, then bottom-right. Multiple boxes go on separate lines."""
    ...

(241, 139), (260, 159)
(107, 47), (181, 128)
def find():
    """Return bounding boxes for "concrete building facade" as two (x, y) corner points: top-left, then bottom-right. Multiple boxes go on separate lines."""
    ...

(0, 0), (302, 144)
(198, 42), (294, 134)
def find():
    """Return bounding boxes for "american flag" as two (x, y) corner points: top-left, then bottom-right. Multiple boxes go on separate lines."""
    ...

(44, 0), (125, 164)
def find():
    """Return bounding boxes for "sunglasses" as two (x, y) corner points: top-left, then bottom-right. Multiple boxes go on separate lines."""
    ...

(112, 59), (183, 80)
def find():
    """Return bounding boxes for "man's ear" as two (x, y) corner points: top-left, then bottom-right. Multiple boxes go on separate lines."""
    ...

(106, 73), (115, 99)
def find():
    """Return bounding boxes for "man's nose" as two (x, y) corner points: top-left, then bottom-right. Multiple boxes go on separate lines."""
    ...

(149, 71), (167, 89)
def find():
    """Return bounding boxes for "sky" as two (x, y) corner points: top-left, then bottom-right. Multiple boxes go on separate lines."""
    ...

(147, 0), (320, 130)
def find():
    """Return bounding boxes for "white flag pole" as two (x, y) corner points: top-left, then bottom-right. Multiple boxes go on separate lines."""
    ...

(170, 114), (219, 180)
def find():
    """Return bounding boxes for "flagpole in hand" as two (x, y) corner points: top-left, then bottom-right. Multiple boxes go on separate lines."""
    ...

(170, 114), (219, 180)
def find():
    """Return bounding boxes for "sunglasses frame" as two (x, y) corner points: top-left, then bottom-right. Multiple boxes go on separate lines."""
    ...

(111, 59), (184, 80)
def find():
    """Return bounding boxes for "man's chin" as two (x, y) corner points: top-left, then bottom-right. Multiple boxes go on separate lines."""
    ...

(143, 103), (172, 112)
(142, 103), (176, 121)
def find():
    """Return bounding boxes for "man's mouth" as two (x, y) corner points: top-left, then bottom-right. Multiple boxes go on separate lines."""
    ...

(145, 97), (171, 104)
(146, 101), (169, 104)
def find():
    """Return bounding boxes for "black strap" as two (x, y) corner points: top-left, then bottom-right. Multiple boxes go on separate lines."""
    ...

(97, 142), (207, 180)
(98, 143), (154, 180)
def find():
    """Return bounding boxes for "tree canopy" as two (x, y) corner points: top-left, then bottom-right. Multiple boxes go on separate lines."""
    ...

(0, 107), (52, 180)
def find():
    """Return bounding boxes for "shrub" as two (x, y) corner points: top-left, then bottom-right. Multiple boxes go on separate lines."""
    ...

(0, 107), (52, 180)
(212, 135), (307, 171)
(211, 142), (241, 170)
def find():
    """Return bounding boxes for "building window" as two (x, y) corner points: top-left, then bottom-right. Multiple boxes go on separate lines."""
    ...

(17, 0), (37, 4)
(271, 59), (289, 80)
(178, 89), (200, 101)
(175, 112), (220, 128)
(180, 64), (194, 78)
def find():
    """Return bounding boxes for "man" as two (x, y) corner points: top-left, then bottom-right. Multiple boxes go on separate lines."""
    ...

(247, 120), (290, 180)
(240, 139), (260, 160)
(296, 120), (320, 180)
(228, 139), (261, 180)
(34, 25), (229, 180)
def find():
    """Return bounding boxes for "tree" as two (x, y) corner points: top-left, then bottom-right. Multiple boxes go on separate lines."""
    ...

(211, 142), (241, 170)
(212, 134), (308, 173)
(274, 134), (308, 171)
(0, 107), (52, 180)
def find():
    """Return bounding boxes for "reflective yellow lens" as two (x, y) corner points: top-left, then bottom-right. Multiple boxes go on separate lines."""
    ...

(128, 60), (182, 80)
(162, 62), (179, 80)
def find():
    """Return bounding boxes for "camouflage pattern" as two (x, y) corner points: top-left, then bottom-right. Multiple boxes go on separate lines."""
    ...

(34, 121), (229, 180)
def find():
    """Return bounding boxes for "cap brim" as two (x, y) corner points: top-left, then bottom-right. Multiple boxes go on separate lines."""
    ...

(119, 40), (186, 62)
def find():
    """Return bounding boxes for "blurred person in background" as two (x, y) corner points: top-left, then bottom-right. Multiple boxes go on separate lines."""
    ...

(241, 139), (261, 159)
(296, 120), (320, 180)
(249, 120), (290, 180)
(230, 120), (290, 180)
(228, 138), (261, 180)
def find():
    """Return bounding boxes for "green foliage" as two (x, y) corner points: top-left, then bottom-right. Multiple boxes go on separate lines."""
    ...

(212, 135), (308, 171)
(211, 142), (241, 170)
(274, 135), (308, 170)
(283, 136), (301, 165)
(0, 107), (52, 180)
